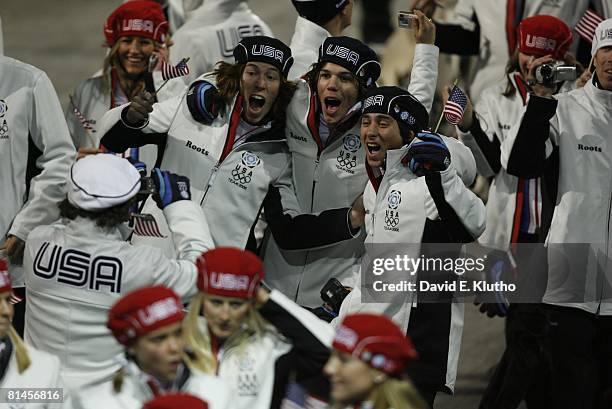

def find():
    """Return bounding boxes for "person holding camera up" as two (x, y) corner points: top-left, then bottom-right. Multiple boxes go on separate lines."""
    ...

(21, 154), (212, 392)
(500, 17), (612, 409)
(448, 15), (580, 408)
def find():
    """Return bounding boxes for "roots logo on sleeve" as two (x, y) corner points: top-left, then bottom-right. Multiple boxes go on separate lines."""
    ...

(384, 190), (401, 232)
(229, 152), (261, 190)
(336, 134), (361, 174)
(0, 100), (9, 140)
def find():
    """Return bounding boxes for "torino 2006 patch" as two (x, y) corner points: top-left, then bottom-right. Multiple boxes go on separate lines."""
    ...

(0, 100), (9, 140)
(229, 152), (261, 190)
(336, 134), (361, 174)
(384, 190), (402, 232)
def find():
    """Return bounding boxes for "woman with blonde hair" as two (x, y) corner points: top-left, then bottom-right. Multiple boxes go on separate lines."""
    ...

(325, 313), (427, 409)
(72, 285), (231, 409)
(183, 247), (332, 409)
(67, 0), (175, 167)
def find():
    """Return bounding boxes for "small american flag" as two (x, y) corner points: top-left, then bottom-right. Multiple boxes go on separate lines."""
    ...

(443, 85), (468, 125)
(161, 58), (190, 81)
(132, 213), (166, 238)
(69, 95), (95, 133)
(575, 9), (605, 43)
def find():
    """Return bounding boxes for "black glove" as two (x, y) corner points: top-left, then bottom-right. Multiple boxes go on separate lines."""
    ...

(186, 80), (224, 124)
(404, 132), (451, 176)
(151, 169), (191, 209)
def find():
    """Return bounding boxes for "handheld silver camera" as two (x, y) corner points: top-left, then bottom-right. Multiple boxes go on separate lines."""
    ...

(535, 62), (577, 85)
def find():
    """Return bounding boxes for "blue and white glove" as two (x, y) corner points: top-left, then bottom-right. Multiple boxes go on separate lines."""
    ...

(186, 80), (223, 124)
(151, 169), (191, 209)
(474, 250), (513, 318)
(404, 132), (451, 176)
(127, 159), (147, 178)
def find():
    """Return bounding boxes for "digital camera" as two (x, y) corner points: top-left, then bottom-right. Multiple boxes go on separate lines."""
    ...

(535, 62), (577, 85)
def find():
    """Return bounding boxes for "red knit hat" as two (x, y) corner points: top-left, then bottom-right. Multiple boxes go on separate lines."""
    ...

(143, 393), (208, 409)
(518, 15), (572, 59)
(196, 248), (264, 299)
(107, 286), (184, 345)
(104, 1), (169, 47)
(0, 259), (10, 294)
(332, 313), (418, 377)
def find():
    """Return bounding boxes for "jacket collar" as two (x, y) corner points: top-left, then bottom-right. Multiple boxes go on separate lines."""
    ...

(365, 145), (411, 192)
(586, 75), (612, 109)
(64, 217), (126, 241)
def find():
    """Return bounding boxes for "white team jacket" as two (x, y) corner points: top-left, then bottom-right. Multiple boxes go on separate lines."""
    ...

(71, 362), (231, 409)
(453, 0), (604, 103)
(97, 75), (298, 253)
(458, 74), (532, 250)
(22, 200), (213, 392)
(288, 16), (330, 80)
(0, 56), (76, 285)
(261, 44), (441, 307)
(338, 138), (485, 392)
(501, 79), (612, 315)
(0, 343), (65, 409)
(170, 0), (273, 84)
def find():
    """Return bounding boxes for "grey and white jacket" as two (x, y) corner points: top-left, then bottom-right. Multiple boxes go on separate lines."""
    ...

(501, 78), (612, 315)
(0, 56), (76, 285)
(71, 361), (231, 409)
(338, 138), (484, 392)
(170, 0), (273, 84)
(98, 75), (299, 253)
(261, 44), (441, 307)
(23, 200), (212, 392)
(0, 340), (65, 409)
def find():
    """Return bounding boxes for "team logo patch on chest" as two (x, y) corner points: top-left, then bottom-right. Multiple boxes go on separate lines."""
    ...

(229, 151), (261, 190)
(236, 355), (259, 396)
(335, 134), (361, 174)
(384, 190), (401, 232)
(0, 100), (9, 140)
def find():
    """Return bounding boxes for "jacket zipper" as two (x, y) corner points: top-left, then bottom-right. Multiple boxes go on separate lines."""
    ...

(198, 139), (285, 206)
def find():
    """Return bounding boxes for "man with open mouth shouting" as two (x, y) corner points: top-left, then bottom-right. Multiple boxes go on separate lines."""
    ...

(339, 86), (484, 406)
(260, 11), (441, 309)
(97, 35), (303, 254)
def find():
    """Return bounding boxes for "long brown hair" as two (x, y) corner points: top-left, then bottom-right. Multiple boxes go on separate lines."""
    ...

(304, 61), (369, 100)
(503, 50), (584, 97)
(212, 61), (297, 125)
(102, 40), (159, 101)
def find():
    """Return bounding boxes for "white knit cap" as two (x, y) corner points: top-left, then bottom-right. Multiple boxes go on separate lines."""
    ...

(592, 18), (612, 56)
(68, 154), (141, 211)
